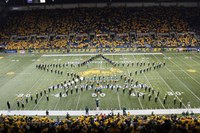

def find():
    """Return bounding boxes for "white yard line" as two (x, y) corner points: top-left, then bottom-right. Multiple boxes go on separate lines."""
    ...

(3, 58), (45, 108)
(33, 72), (58, 110)
(0, 59), (21, 80)
(117, 92), (122, 110)
(1, 108), (200, 116)
(33, 76), (58, 110)
(171, 53), (200, 86)
(192, 53), (200, 60)
(142, 55), (186, 108)
(53, 62), (73, 110)
(154, 73), (187, 108)
(76, 91), (81, 110)
(74, 55), (88, 110)
(10, 68), (46, 105)
(153, 54), (200, 102)
(182, 53), (200, 65)
(33, 57), (66, 110)
(111, 54), (122, 110)
(26, 74), (47, 95)
(53, 96), (60, 110)
(0, 57), (10, 66)
(42, 53), (163, 57)
(143, 73), (166, 109)
(0, 56), (17, 70)
(122, 55), (144, 109)
(132, 54), (165, 109)
(23, 58), (48, 94)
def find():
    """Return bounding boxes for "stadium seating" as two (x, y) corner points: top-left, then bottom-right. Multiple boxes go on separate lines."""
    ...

(0, 7), (200, 50)
(0, 113), (200, 132)
(1, 6), (200, 133)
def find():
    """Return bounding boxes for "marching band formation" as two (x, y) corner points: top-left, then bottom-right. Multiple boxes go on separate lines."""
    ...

(12, 54), (176, 110)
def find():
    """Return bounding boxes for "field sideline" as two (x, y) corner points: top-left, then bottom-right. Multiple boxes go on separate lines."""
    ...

(0, 52), (200, 115)
(42, 52), (163, 57)
(0, 108), (200, 116)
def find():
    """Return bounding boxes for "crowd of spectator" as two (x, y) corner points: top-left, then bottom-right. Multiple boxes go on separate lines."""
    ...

(0, 113), (200, 133)
(0, 7), (200, 50)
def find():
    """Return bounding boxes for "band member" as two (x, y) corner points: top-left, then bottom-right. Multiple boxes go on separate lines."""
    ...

(123, 88), (125, 94)
(157, 91), (160, 97)
(155, 96), (158, 103)
(174, 98), (176, 105)
(35, 98), (37, 104)
(17, 100), (20, 107)
(135, 71), (137, 75)
(21, 101), (24, 109)
(148, 94), (151, 101)
(66, 89), (68, 95)
(163, 98), (166, 105)
(46, 95), (49, 101)
(26, 97), (28, 103)
(7, 101), (10, 110)
(142, 94), (145, 99)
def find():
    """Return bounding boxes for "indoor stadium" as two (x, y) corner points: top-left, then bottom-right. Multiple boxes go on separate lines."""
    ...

(0, 0), (200, 132)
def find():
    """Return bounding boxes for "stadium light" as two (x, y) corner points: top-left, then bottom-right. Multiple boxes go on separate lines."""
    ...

(40, 0), (46, 3)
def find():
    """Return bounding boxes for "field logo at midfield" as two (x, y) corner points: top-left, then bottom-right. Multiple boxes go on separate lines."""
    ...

(6, 72), (15, 75)
(0, 56), (4, 59)
(80, 68), (123, 77)
(187, 69), (196, 73)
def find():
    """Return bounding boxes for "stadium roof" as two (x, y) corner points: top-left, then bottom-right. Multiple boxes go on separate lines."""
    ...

(4, 0), (200, 6)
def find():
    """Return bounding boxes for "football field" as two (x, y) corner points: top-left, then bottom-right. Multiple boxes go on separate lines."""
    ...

(0, 52), (200, 112)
